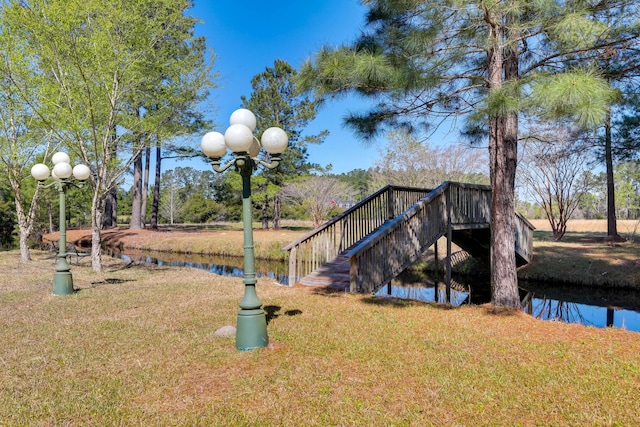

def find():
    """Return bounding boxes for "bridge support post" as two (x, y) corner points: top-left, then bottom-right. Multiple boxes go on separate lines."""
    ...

(434, 241), (439, 276)
(288, 247), (297, 287)
(349, 256), (358, 293)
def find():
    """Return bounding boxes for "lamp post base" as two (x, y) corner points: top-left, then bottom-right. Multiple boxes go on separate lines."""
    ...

(235, 308), (268, 351)
(52, 271), (74, 296)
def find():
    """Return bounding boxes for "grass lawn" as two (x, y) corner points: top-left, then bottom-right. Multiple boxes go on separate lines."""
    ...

(519, 220), (640, 288)
(1, 250), (639, 426)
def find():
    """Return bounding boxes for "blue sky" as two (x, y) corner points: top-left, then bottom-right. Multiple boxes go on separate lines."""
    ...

(185, 0), (379, 175)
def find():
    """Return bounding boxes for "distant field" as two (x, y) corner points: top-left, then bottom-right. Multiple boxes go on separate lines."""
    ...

(527, 219), (639, 236)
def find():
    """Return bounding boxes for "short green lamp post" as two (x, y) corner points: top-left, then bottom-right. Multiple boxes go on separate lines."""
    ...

(201, 108), (288, 351)
(31, 152), (91, 296)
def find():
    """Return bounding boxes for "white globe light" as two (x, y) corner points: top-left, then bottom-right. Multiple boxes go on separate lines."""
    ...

(52, 162), (73, 179)
(261, 127), (288, 154)
(229, 109), (257, 132)
(51, 169), (60, 180)
(72, 164), (91, 181)
(248, 137), (260, 158)
(224, 124), (254, 153)
(31, 163), (50, 181)
(51, 152), (70, 165)
(201, 131), (228, 158)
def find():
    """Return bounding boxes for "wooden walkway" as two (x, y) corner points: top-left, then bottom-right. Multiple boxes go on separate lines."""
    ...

(297, 255), (351, 290)
(283, 182), (534, 294)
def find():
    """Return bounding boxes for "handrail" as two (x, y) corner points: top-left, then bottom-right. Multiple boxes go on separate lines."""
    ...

(347, 181), (494, 293)
(515, 212), (535, 264)
(282, 185), (431, 251)
(283, 185), (431, 286)
(282, 185), (392, 251)
(343, 182), (449, 258)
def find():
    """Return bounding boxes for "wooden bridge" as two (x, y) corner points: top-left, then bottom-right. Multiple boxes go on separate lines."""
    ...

(283, 182), (534, 295)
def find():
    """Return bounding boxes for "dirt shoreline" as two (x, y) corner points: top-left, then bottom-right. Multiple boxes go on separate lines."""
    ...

(43, 227), (226, 249)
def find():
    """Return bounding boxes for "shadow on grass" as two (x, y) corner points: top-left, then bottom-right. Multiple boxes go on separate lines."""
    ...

(307, 286), (351, 297)
(280, 225), (314, 232)
(533, 229), (636, 244)
(89, 277), (133, 286)
(264, 305), (303, 325)
(361, 295), (461, 310)
(107, 259), (175, 274)
(77, 277), (135, 291)
(364, 296), (524, 321)
(521, 236), (639, 287)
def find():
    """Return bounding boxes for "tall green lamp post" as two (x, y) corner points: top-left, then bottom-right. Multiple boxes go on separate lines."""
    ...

(201, 108), (288, 351)
(31, 152), (91, 296)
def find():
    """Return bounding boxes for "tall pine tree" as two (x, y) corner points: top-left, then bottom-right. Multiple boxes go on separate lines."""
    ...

(241, 59), (327, 229)
(299, 0), (636, 308)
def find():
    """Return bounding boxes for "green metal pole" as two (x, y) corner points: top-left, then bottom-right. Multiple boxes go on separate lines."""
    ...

(53, 182), (74, 295)
(235, 157), (268, 351)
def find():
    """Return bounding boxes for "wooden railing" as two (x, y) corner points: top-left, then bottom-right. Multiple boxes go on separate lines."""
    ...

(284, 182), (535, 293)
(345, 182), (450, 293)
(447, 182), (491, 227)
(515, 213), (535, 264)
(282, 186), (431, 286)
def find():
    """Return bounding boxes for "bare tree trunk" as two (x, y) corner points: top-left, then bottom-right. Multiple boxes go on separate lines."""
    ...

(9, 171), (41, 262)
(487, 7), (520, 308)
(102, 188), (117, 229)
(273, 194), (281, 230)
(140, 145), (150, 229)
(490, 114), (520, 308)
(604, 109), (624, 241)
(261, 194), (269, 229)
(151, 144), (161, 230)
(130, 148), (143, 230)
(102, 127), (119, 229)
(90, 188), (104, 273)
(111, 189), (117, 227)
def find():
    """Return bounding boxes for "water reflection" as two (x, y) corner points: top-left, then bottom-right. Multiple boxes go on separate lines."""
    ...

(523, 294), (640, 331)
(519, 281), (640, 331)
(112, 249), (640, 332)
(114, 249), (289, 285)
(379, 273), (640, 333)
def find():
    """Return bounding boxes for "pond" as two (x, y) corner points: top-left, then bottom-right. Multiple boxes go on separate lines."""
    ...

(379, 275), (640, 332)
(114, 249), (640, 333)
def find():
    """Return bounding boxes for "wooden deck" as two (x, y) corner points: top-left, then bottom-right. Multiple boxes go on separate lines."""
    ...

(283, 182), (534, 294)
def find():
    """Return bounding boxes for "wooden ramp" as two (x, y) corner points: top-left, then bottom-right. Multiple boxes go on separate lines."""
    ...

(283, 182), (534, 294)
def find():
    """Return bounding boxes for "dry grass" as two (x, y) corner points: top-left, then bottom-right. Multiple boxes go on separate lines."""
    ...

(519, 219), (640, 288)
(528, 219), (639, 237)
(46, 224), (308, 261)
(117, 228), (300, 260)
(519, 240), (640, 288)
(1, 251), (640, 426)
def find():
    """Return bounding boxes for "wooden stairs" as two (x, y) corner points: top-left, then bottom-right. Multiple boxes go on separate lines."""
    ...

(284, 182), (534, 295)
(297, 255), (351, 290)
